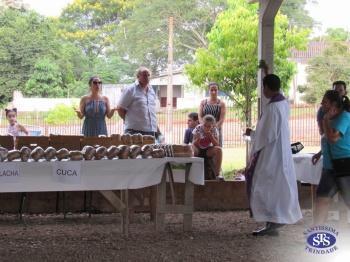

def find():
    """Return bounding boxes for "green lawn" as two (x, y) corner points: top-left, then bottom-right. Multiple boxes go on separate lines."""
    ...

(222, 147), (246, 179)
(221, 145), (320, 180)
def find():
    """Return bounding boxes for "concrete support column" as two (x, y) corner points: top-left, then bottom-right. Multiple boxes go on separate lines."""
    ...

(257, 0), (283, 115)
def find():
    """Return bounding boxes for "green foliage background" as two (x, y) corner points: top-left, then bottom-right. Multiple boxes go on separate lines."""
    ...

(185, 0), (309, 125)
(44, 104), (77, 125)
(0, 0), (330, 112)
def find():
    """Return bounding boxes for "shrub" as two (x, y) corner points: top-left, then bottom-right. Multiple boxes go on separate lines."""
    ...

(44, 104), (77, 125)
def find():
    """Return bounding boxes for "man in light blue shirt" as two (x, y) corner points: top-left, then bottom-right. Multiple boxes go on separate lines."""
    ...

(117, 67), (158, 136)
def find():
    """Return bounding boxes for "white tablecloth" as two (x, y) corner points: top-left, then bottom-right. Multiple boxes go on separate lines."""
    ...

(0, 157), (204, 193)
(293, 153), (322, 185)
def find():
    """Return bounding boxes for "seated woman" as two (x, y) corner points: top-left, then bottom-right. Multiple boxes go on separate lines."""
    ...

(192, 114), (223, 180)
(75, 76), (115, 137)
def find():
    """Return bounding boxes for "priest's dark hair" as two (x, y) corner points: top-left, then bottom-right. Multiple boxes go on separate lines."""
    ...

(263, 74), (281, 92)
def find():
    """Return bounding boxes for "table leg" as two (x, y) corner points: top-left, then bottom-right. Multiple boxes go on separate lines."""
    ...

(150, 186), (157, 222)
(98, 190), (128, 236)
(155, 163), (195, 232)
(18, 192), (27, 221)
(63, 192), (66, 219)
(183, 163), (193, 231)
(155, 166), (167, 231)
(166, 163), (176, 205)
(121, 190), (129, 237)
(311, 184), (317, 224)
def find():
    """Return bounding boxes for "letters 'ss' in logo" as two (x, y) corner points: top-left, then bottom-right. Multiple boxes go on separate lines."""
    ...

(304, 226), (338, 255)
(309, 233), (335, 248)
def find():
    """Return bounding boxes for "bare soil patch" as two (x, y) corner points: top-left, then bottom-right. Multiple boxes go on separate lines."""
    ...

(0, 210), (348, 262)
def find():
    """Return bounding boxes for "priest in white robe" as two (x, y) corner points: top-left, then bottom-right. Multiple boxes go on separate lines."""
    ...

(245, 74), (302, 236)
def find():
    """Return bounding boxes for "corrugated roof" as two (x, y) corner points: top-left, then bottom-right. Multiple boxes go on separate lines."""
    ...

(291, 41), (328, 64)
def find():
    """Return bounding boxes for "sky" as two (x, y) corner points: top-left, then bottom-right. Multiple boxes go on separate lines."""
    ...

(22, 0), (73, 17)
(22, 0), (350, 35)
(305, 0), (350, 35)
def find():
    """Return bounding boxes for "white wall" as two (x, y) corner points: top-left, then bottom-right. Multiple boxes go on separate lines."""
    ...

(11, 91), (79, 112)
(289, 63), (307, 104)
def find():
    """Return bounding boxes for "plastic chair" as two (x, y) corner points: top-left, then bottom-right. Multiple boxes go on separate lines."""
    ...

(28, 130), (41, 136)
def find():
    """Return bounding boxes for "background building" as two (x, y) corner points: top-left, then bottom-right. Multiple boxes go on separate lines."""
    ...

(0, 0), (28, 9)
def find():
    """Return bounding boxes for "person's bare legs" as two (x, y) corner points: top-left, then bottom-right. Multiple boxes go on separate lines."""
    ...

(207, 146), (222, 176)
(313, 197), (332, 225)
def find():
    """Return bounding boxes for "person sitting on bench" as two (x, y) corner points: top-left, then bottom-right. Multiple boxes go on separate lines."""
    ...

(192, 114), (223, 180)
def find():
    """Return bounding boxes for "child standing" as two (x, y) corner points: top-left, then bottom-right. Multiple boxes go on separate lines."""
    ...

(184, 112), (199, 144)
(192, 114), (222, 179)
(5, 108), (28, 136)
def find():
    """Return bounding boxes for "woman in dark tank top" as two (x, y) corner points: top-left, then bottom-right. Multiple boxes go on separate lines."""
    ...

(199, 82), (226, 147)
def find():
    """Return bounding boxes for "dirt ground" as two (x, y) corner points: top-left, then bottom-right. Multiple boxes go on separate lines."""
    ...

(0, 210), (349, 262)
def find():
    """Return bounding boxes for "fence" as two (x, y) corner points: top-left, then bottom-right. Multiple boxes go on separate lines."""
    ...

(0, 104), (320, 148)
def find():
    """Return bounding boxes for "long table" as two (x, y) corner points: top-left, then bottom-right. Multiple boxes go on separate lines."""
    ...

(0, 157), (204, 235)
(293, 153), (322, 221)
(293, 153), (322, 185)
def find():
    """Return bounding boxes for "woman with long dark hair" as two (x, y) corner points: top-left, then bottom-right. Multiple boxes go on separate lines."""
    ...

(75, 76), (115, 136)
(313, 90), (350, 224)
(198, 82), (226, 146)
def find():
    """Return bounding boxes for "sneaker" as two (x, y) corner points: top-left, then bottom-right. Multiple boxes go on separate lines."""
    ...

(252, 226), (279, 236)
(252, 222), (283, 236)
(216, 175), (225, 181)
(234, 173), (246, 181)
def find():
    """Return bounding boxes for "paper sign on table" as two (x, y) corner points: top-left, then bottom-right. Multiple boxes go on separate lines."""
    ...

(51, 161), (81, 184)
(0, 162), (21, 183)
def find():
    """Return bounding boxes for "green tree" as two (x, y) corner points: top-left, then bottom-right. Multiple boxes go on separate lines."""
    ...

(82, 54), (134, 84)
(325, 28), (350, 41)
(55, 41), (90, 91)
(0, 9), (60, 100)
(59, 0), (135, 70)
(280, 0), (317, 29)
(44, 104), (77, 125)
(65, 81), (84, 98)
(186, 0), (308, 125)
(24, 58), (64, 97)
(66, 53), (135, 98)
(0, 8), (87, 100)
(114, 0), (227, 72)
(299, 42), (350, 104)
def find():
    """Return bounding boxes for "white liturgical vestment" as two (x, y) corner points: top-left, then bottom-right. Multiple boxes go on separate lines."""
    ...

(250, 99), (302, 224)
